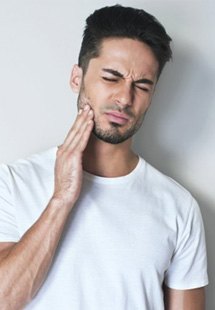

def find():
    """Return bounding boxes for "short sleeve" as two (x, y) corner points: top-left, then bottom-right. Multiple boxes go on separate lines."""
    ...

(0, 164), (20, 242)
(165, 198), (208, 289)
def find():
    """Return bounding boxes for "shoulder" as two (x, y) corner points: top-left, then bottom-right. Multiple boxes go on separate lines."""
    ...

(139, 156), (192, 198)
(138, 157), (199, 216)
(0, 147), (57, 185)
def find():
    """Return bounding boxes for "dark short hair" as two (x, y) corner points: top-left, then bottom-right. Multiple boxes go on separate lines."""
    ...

(78, 5), (172, 78)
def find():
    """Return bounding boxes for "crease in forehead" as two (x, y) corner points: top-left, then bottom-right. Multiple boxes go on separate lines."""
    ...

(101, 67), (155, 85)
(97, 39), (158, 79)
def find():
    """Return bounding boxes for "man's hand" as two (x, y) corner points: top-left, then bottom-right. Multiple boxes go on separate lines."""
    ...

(0, 104), (94, 309)
(53, 104), (94, 208)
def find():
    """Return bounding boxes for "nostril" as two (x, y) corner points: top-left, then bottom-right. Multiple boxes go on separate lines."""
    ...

(114, 91), (133, 107)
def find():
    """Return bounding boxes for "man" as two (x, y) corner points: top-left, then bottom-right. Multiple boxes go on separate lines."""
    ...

(0, 5), (208, 310)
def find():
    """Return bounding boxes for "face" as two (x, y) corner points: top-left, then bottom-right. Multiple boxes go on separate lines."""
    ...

(72, 38), (159, 144)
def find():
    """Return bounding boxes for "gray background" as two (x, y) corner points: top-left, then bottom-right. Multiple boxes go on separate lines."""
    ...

(0, 0), (214, 308)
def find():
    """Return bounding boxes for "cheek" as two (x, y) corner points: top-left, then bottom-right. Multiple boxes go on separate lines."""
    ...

(86, 87), (109, 110)
(78, 82), (96, 109)
(135, 97), (151, 115)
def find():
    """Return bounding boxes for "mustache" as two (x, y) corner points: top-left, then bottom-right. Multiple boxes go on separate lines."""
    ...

(77, 92), (136, 118)
(104, 105), (135, 118)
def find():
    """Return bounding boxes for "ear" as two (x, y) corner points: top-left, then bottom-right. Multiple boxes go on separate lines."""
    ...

(70, 64), (83, 93)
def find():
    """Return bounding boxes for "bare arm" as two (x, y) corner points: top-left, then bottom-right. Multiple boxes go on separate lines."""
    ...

(164, 285), (205, 310)
(0, 104), (94, 310)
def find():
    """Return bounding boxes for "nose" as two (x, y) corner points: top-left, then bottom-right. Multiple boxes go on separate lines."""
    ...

(114, 81), (133, 108)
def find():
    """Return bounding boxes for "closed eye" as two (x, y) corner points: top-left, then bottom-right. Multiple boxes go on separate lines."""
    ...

(135, 85), (150, 92)
(102, 77), (118, 82)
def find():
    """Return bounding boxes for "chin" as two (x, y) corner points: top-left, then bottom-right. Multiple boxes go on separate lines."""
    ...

(92, 123), (135, 145)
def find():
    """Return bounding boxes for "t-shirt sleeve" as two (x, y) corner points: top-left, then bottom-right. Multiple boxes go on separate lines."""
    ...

(164, 198), (208, 289)
(0, 164), (20, 242)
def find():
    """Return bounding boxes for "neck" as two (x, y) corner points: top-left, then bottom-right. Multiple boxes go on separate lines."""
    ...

(83, 134), (139, 177)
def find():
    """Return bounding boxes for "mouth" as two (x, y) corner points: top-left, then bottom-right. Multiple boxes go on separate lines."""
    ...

(105, 111), (130, 125)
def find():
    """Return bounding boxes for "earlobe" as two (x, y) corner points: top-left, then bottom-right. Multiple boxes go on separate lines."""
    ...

(70, 65), (83, 93)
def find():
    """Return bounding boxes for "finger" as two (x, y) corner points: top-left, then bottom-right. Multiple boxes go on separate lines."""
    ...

(63, 105), (90, 144)
(66, 109), (94, 151)
(63, 105), (93, 147)
(63, 108), (94, 151)
(77, 119), (94, 152)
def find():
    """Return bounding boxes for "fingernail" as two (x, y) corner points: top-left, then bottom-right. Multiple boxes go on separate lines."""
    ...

(84, 104), (89, 111)
(78, 109), (83, 115)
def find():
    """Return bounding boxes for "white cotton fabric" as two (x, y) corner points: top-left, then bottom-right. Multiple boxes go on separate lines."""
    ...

(0, 147), (208, 310)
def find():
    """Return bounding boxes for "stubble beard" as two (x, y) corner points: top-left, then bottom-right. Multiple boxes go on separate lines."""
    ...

(77, 85), (146, 145)
(92, 117), (144, 144)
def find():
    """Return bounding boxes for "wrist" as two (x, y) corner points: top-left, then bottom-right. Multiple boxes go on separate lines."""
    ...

(49, 195), (76, 215)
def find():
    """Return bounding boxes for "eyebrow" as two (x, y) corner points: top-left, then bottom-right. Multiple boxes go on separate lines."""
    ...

(102, 68), (123, 78)
(102, 68), (154, 85)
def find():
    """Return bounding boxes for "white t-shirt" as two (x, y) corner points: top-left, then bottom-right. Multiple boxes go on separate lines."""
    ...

(0, 147), (208, 310)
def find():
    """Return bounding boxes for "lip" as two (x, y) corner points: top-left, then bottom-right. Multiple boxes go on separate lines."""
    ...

(105, 111), (130, 125)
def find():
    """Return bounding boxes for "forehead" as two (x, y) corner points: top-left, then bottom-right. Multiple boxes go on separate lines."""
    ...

(87, 38), (159, 79)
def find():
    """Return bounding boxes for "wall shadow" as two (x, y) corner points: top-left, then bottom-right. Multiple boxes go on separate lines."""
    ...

(133, 45), (215, 308)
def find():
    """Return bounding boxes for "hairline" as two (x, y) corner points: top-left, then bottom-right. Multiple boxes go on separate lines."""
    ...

(80, 36), (161, 79)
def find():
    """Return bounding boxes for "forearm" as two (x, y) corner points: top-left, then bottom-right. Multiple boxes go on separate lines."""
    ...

(0, 104), (94, 310)
(0, 197), (73, 310)
(164, 285), (205, 310)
